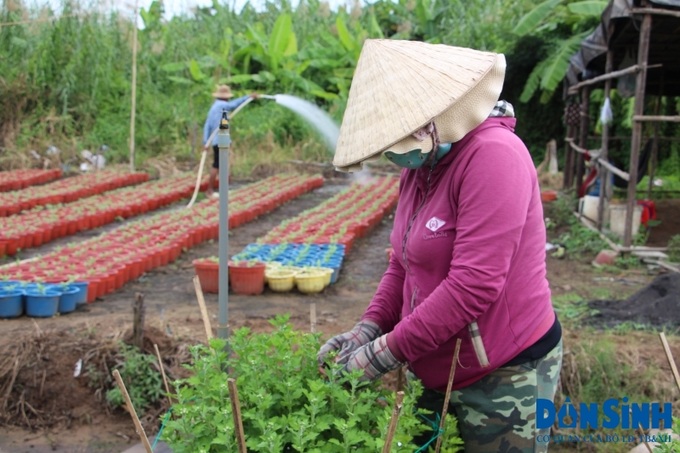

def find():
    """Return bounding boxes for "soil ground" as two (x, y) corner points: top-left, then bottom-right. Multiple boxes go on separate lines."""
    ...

(1, 177), (679, 453)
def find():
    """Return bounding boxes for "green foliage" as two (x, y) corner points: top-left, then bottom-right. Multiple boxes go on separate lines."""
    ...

(545, 191), (578, 228)
(552, 293), (599, 322)
(512, 0), (604, 103)
(556, 224), (607, 257)
(105, 343), (164, 411)
(4, 0), (677, 172)
(162, 316), (462, 452)
(653, 417), (680, 452)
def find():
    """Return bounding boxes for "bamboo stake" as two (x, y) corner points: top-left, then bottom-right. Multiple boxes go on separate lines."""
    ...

(112, 369), (152, 453)
(193, 276), (214, 341)
(153, 343), (172, 405)
(636, 424), (654, 453)
(659, 332), (680, 394)
(382, 390), (405, 453)
(435, 339), (462, 453)
(227, 378), (248, 453)
(128, 0), (138, 172)
(396, 367), (405, 392)
(310, 302), (317, 333)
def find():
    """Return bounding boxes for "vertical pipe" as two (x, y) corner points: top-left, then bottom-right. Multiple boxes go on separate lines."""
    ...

(625, 11), (652, 247)
(217, 110), (231, 340)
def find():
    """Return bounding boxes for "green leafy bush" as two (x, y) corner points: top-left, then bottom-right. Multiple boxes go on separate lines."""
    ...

(162, 316), (462, 452)
(105, 343), (164, 411)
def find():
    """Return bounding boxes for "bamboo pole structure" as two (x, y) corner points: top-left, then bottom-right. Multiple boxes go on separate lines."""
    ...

(567, 63), (662, 94)
(434, 339), (462, 453)
(624, 12), (652, 247)
(597, 47), (614, 230)
(566, 139), (631, 182)
(228, 378), (248, 453)
(564, 123), (576, 189)
(382, 391), (405, 453)
(575, 86), (591, 194)
(630, 7), (680, 18)
(193, 276), (214, 341)
(112, 369), (153, 453)
(128, 0), (138, 172)
(633, 115), (680, 123)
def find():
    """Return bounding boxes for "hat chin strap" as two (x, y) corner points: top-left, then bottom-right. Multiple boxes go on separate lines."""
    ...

(425, 121), (441, 166)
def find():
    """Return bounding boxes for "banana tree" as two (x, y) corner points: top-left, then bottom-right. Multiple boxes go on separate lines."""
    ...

(513, 0), (607, 103)
(227, 13), (330, 98)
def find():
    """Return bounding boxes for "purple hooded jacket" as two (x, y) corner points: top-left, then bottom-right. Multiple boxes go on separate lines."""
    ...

(362, 116), (555, 392)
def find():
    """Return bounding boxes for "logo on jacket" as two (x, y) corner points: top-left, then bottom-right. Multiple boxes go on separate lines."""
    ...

(426, 216), (446, 232)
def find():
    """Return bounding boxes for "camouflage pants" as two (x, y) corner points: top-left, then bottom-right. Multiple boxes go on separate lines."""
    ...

(413, 340), (563, 453)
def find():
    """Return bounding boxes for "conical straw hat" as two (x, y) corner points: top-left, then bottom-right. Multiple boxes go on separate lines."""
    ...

(333, 39), (506, 171)
(212, 84), (234, 99)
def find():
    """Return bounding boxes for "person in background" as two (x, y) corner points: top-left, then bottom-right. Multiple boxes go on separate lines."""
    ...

(318, 39), (562, 453)
(203, 85), (258, 198)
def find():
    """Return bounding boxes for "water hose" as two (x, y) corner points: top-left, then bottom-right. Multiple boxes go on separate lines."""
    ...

(186, 95), (263, 209)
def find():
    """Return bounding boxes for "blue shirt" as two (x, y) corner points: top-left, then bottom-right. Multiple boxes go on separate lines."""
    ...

(203, 95), (251, 145)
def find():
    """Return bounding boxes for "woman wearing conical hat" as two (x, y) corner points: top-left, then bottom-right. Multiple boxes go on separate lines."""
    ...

(318, 40), (563, 453)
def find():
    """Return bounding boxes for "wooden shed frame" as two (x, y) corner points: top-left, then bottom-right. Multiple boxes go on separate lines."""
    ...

(563, 0), (680, 249)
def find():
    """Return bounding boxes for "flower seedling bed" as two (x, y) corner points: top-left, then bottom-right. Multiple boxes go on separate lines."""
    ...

(0, 169), (149, 217)
(0, 173), (201, 256)
(260, 176), (399, 253)
(0, 169), (62, 192)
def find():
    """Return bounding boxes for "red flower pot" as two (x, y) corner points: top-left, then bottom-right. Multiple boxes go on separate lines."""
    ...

(193, 259), (219, 294)
(228, 261), (266, 295)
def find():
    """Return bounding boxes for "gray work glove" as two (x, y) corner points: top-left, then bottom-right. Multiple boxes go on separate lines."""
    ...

(340, 334), (404, 382)
(317, 321), (382, 367)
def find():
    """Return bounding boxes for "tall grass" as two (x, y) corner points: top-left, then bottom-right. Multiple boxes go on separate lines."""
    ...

(0, 0), (539, 171)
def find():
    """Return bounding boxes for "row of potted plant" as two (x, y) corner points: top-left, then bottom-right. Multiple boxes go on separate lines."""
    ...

(0, 169), (149, 217)
(194, 243), (346, 295)
(0, 280), (88, 318)
(0, 174), (324, 308)
(0, 168), (63, 192)
(260, 176), (399, 253)
(0, 173), (202, 257)
(194, 176), (398, 295)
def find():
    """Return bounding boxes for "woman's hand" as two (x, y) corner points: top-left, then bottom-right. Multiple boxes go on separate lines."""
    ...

(317, 321), (382, 367)
(339, 334), (404, 381)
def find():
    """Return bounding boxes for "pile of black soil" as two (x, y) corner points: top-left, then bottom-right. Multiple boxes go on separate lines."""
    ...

(586, 273), (680, 329)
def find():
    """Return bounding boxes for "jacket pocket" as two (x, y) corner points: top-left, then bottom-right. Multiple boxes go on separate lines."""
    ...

(468, 321), (490, 368)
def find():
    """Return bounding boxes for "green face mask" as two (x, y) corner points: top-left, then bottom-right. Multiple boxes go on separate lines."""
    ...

(384, 143), (452, 169)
